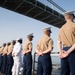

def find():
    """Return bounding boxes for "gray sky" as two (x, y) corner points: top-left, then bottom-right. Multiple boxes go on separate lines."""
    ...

(0, 0), (75, 54)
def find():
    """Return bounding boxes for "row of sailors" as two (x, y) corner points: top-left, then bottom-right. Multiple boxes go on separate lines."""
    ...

(0, 11), (75, 75)
(0, 40), (16, 75)
(0, 36), (32, 75)
(0, 27), (53, 75)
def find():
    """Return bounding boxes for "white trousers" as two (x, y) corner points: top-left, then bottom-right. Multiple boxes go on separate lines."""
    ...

(12, 57), (22, 75)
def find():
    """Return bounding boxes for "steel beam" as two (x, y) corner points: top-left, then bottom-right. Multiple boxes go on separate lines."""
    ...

(34, 11), (45, 18)
(25, 7), (35, 15)
(2, 0), (7, 6)
(48, 18), (58, 23)
(15, 1), (24, 11)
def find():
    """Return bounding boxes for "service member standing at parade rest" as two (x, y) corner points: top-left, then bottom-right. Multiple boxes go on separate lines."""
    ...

(0, 46), (2, 72)
(22, 33), (34, 75)
(6, 40), (16, 75)
(36, 27), (54, 75)
(6, 42), (11, 75)
(2, 43), (10, 74)
(57, 11), (75, 75)
(12, 38), (23, 75)
(0, 43), (6, 73)
(0, 46), (2, 71)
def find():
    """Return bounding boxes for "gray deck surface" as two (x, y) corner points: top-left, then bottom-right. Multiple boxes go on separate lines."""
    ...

(0, 68), (60, 75)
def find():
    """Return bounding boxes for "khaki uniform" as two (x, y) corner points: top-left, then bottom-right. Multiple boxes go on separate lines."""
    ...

(0, 48), (1, 54)
(36, 35), (53, 75)
(22, 39), (33, 75)
(58, 21), (75, 75)
(58, 21), (75, 47)
(1, 46), (8, 74)
(0, 47), (4, 71)
(3, 46), (8, 55)
(36, 35), (53, 51)
(0, 47), (4, 54)
(23, 39), (32, 52)
(7, 45), (14, 54)
(6, 44), (14, 75)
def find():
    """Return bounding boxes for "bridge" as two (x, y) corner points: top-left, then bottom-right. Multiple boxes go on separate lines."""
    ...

(0, 0), (66, 28)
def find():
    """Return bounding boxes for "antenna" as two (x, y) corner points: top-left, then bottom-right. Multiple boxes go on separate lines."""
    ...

(47, 0), (66, 12)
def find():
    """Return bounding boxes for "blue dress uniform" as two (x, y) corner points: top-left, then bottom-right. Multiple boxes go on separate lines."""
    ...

(58, 11), (75, 75)
(1, 43), (7, 74)
(0, 53), (2, 72)
(36, 27), (53, 75)
(0, 46), (2, 72)
(0, 43), (6, 73)
(6, 41), (15, 75)
(3, 43), (10, 75)
(22, 33), (34, 75)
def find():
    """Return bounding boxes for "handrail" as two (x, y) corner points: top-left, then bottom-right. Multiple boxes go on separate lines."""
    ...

(33, 52), (59, 75)
(47, 0), (66, 12)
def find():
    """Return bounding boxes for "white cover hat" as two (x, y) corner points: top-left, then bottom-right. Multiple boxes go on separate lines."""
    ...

(16, 38), (22, 41)
(43, 27), (52, 33)
(27, 33), (34, 37)
(63, 11), (75, 15)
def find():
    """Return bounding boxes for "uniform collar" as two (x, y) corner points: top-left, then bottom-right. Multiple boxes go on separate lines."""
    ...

(44, 34), (50, 38)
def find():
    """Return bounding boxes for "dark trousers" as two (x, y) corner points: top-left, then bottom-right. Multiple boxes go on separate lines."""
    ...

(1, 54), (7, 74)
(6, 54), (13, 75)
(61, 47), (75, 75)
(37, 54), (52, 75)
(22, 52), (32, 75)
(0, 54), (2, 71)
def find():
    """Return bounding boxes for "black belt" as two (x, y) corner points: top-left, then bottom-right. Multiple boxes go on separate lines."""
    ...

(63, 46), (72, 51)
(24, 52), (31, 55)
(40, 52), (50, 56)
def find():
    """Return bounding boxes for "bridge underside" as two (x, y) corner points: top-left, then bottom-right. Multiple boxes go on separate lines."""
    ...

(0, 0), (66, 28)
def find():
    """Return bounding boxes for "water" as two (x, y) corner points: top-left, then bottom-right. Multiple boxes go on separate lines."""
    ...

(51, 55), (60, 65)
(33, 54), (61, 70)
(33, 55), (60, 65)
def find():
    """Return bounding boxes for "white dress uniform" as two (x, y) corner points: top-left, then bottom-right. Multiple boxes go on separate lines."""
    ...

(12, 41), (22, 75)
